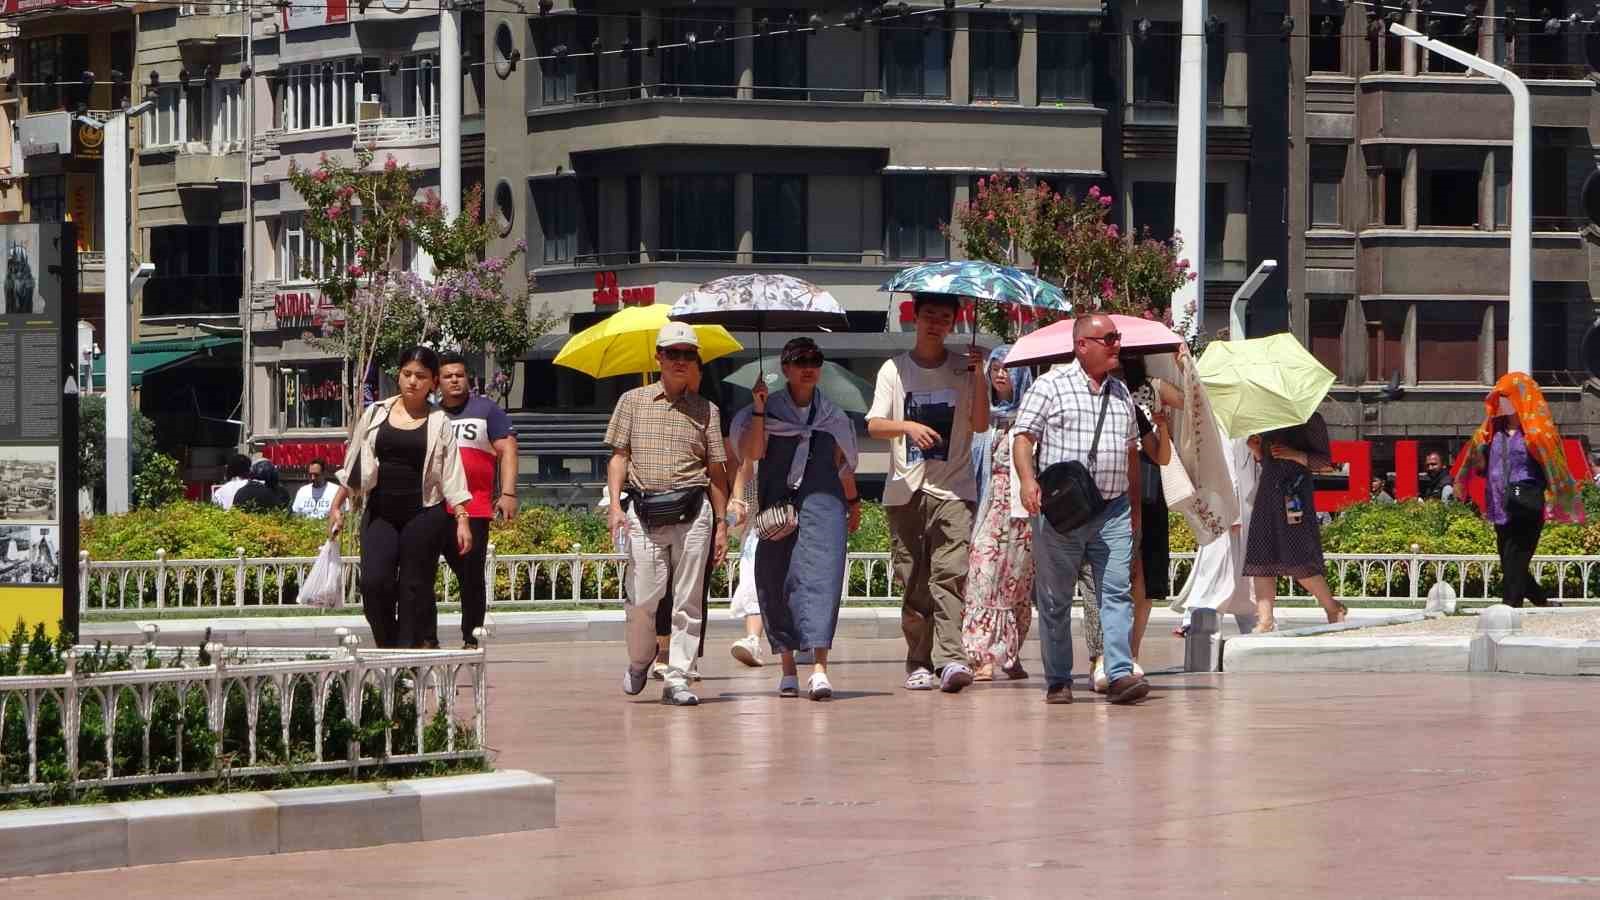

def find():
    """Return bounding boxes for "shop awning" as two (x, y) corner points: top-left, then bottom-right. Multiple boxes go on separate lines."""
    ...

(91, 336), (239, 388)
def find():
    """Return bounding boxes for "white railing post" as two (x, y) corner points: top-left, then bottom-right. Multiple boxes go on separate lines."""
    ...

(234, 547), (247, 607)
(570, 543), (583, 602)
(1409, 543), (1422, 603)
(78, 551), (90, 612)
(484, 542), (497, 605)
(155, 549), (168, 610)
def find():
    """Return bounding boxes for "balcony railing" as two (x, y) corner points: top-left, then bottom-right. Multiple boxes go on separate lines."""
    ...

(79, 251), (105, 269)
(355, 114), (440, 147)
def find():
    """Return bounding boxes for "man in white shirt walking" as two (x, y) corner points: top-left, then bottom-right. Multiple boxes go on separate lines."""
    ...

(866, 293), (989, 694)
(291, 459), (337, 519)
(1013, 314), (1149, 706)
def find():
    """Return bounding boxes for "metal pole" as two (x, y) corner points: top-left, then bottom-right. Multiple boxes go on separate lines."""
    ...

(242, 2), (255, 449)
(1228, 259), (1278, 341)
(1172, 0), (1208, 338)
(440, 0), (462, 218)
(104, 111), (131, 514)
(1389, 23), (1531, 373)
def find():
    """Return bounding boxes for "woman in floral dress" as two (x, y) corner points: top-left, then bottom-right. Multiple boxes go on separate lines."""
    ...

(962, 347), (1035, 681)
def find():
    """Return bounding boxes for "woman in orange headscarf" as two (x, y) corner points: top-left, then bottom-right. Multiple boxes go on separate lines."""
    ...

(1459, 373), (1583, 607)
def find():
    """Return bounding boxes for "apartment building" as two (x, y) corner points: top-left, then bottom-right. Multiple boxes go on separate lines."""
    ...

(241, 0), (485, 473)
(482, 0), (1289, 493)
(1286, 0), (1600, 468)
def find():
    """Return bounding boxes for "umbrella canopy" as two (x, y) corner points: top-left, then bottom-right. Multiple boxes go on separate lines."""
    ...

(879, 260), (1070, 312)
(1002, 314), (1184, 368)
(721, 357), (875, 414)
(553, 304), (743, 379)
(1196, 333), (1336, 439)
(669, 273), (849, 331)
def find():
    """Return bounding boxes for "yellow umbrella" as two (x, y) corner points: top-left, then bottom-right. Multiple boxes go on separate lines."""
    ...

(553, 305), (743, 379)
(1197, 333), (1336, 439)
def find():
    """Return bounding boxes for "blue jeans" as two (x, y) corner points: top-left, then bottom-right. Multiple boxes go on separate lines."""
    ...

(1032, 495), (1134, 690)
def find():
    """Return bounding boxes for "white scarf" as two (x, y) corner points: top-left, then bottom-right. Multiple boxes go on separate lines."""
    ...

(732, 387), (859, 490)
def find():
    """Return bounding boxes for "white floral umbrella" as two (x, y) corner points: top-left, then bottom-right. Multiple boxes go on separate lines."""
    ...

(669, 274), (849, 332)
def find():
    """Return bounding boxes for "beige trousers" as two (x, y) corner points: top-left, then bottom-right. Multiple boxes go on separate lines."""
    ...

(626, 499), (713, 690)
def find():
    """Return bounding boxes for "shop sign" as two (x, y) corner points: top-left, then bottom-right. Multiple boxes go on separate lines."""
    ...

(1315, 438), (1591, 514)
(273, 290), (337, 330)
(592, 271), (654, 307)
(280, 0), (347, 31)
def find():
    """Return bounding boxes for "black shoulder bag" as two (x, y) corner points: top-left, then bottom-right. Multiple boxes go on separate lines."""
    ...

(1037, 387), (1112, 536)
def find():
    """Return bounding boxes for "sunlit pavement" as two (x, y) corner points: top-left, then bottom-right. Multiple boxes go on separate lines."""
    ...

(7, 632), (1600, 898)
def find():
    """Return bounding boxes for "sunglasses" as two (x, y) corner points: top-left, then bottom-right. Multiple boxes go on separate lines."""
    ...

(660, 348), (699, 363)
(785, 353), (825, 368)
(1081, 332), (1123, 347)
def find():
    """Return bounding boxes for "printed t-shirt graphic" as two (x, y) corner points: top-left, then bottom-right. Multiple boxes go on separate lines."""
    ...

(904, 388), (958, 464)
(443, 395), (512, 518)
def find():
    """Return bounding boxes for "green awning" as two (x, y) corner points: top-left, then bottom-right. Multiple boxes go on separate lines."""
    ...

(90, 336), (239, 388)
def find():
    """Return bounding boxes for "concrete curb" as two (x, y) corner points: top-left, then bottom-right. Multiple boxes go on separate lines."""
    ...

(0, 770), (554, 880)
(85, 606), (1414, 649)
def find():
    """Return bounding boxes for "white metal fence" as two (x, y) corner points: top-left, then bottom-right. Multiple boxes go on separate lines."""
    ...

(0, 638), (487, 796)
(76, 545), (1600, 615)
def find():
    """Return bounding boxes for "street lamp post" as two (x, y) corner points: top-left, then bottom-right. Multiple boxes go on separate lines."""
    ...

(1173, 0), (1208, 339)
(1228, 258), (1278, 342)
(1388, 22), (1531, 373)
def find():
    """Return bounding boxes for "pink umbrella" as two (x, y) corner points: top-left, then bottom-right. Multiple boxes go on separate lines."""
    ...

(1002, 314), (1184, 368)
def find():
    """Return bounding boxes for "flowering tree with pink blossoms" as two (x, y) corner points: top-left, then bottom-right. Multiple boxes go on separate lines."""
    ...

(948, 172), (1197, 341)
(287, 146), (545, 421)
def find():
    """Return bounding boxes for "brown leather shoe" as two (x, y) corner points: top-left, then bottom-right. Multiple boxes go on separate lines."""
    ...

(1045, 683), (1073, 704)
(1107, 675), (1151, 705)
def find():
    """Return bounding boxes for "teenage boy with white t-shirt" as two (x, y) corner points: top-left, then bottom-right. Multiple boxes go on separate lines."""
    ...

(866, 293), (989, 693)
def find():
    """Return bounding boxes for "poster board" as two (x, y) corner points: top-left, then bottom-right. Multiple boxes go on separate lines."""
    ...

(0, 224), (76, 639)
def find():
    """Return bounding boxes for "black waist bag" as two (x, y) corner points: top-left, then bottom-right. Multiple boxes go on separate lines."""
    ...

(628, 487), (706, 528)
(1038, 388), (1111, 536)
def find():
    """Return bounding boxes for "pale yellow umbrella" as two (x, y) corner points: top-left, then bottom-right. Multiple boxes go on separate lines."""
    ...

(554, 304), (743, 380)
(1197, 333), (1336, 439)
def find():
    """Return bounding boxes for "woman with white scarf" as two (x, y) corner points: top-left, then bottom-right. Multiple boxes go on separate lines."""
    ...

(732, 338), (861, 701)
(961, 345), (1036, 681)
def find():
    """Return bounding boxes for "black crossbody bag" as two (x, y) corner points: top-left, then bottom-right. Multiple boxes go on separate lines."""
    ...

(1037, 387), (1112, 535)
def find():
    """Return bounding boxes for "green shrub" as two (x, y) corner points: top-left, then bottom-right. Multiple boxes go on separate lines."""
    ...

(132, 453), (186, 509)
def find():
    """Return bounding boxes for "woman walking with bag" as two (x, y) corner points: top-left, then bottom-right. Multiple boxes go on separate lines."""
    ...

(327, 346), (474, 648)
(1460, 373), (1583, 607)
(961, 346), (1035, 681)
(732, 338), (861, 700)
(1243, 412), (1344, 632)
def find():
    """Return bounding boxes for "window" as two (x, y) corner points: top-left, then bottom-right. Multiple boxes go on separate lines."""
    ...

(1494, 153), (1511, 228)
(25, 175), (65, 224)
(1206, 23), (1227, 105)
(401, 55), (439, 117)
(754, 10), (808, 99)
(1416, 302), (1482, 382)
(277, 361), (347, 431)
(152, 82), (244, 152)
(884, 175), (950, 260)
(1310, 145), (1346, 228)
(660, 174), (736, 261)
(1534, 144), (1566, 220)
(282, 60), (359, 131)
(1310, 14), (1344, 72)
(625, 175), (642, 264)
(754, 175), (807, 264)
(1130, 181), (1225, 261)
(1384, 165), (1405, 227)
(970, 14), (1019, 101)
(22, 35), (89, 112)
(277, 213), (347, 283)
(1419, 160), (1479, 227)
(882, 25), (950, 100)
(1371, 23), (1405, 72)
(1309, 297), (1347, 374)
(1038, 16), (1092, 102)
(1364, 300), (1408, 384)
(661, 8), (737, 98)
(143, 225), (245, 316)
(1533, 302), (1568, 374)
(531, 179), (587, 265)
(1132, 21), (1179, 105)
(111, 31), (134, 109)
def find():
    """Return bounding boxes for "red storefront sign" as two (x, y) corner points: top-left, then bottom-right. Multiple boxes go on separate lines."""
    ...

(592, 271), (655, 307)
(274, 290), (339, 331)
(1314, 438), (1593, 514)
(261, 440), (348, 472)
(896, 300), (984, 325)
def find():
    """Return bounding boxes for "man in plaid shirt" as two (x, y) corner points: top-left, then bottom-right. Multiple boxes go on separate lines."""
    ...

(1013, 314), (1150, 706)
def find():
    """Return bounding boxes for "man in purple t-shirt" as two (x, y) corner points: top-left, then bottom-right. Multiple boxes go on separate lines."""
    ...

(437, 352), (518, 648)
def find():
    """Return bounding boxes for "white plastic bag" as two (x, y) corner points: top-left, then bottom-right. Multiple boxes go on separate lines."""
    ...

(299, 539), (345, 609)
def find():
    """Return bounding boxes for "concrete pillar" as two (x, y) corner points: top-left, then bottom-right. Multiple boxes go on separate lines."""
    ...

(1480, 303), (1497, 383)
(1402, 8), (1419, 74)
(735, 9), (754, 99)
(1173, 0), (1210, 336)
(1479, 150), (1495, 231)
(1344, 291), (1368, 385)
(862, 174), (883, 264)
(1403, 300), (1418, 385)
(735, 172), (754, 263)
(951, 14), (970, 104)
(639, 174), (659, 262)
(1403, 147), (1419, 230)
(1019, 14), (1039, 106)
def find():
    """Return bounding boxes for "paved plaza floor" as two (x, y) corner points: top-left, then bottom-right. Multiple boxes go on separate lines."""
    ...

(7, 632), (1600, 898)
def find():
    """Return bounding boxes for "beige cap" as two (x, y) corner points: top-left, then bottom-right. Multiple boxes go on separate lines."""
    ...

(656, 322), (701, 349)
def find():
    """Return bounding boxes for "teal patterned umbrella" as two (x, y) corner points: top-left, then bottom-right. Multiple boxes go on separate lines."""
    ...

(879, 261), (1071, 312)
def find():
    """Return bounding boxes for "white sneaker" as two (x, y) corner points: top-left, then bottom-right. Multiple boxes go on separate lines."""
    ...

(731, 635), (763, 668)
(778, 674), (800, 698)
(904, 668), (937, 691)
(1091, 658), (1109, 693)
(622, 664), (649, 696)
(807, 672), (833, 701)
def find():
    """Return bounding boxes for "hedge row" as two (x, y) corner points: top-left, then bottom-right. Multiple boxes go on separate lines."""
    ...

(81, 492), (1600, 561)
